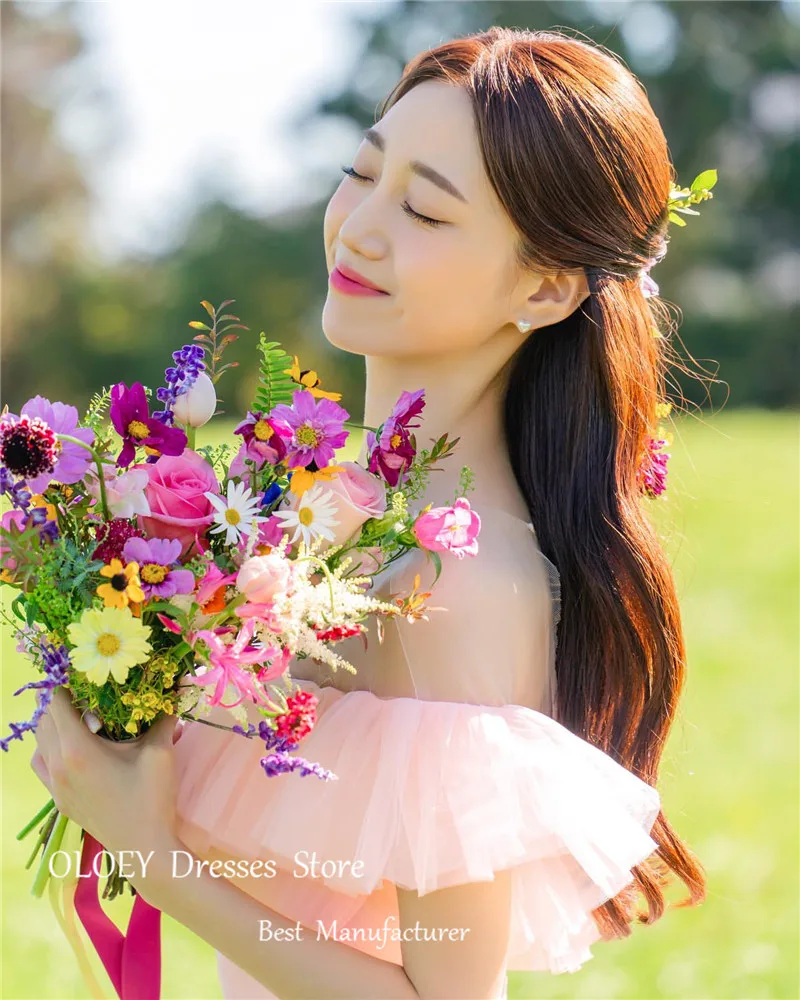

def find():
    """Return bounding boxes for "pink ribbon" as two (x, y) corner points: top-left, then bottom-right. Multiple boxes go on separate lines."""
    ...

(73, 832), (162, 1000)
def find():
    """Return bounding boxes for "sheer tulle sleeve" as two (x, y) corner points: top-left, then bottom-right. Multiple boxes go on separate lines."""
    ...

(173, 507), (660, 976)
(381, 506), (561, 711)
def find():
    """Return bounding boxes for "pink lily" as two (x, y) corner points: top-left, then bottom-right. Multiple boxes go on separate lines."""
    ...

(195, 561), (238, 608)
(187, 619), (288, 708)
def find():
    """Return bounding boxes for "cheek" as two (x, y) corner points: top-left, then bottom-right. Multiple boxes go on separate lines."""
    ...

(396, 240), (500, 353)
(323, 185), (350, 261)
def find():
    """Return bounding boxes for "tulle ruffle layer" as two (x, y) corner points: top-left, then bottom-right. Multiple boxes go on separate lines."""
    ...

(173, 679), (660, 974)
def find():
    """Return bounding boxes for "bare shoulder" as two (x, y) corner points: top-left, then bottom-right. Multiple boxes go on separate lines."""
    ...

(395, 504), (551, 617)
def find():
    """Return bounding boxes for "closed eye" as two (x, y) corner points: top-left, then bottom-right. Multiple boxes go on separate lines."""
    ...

(340, 165), (445, 228)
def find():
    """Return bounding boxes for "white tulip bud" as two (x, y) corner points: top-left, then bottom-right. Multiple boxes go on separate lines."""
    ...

(172, 372), (217, 428)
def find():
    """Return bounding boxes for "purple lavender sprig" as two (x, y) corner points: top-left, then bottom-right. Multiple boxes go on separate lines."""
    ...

(152, 345), (206, 427)
(0, 465), (32, 511)
(0, 641), (70, 752)
(232, 718), (337, 781)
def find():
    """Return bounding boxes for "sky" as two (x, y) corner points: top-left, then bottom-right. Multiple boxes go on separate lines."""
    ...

(42, 0), (391, 261)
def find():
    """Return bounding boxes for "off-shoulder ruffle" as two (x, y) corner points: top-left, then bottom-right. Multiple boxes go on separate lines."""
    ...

(173, 679), (661, 974)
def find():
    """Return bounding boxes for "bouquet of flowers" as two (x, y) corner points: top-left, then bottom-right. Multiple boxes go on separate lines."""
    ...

(0, 298), (482, 995)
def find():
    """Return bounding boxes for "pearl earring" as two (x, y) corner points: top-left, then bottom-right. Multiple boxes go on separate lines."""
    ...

(517, 319), (532, 334)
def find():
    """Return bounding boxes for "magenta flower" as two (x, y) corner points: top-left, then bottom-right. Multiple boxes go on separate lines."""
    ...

(412, 496), (481, 559)
(233, 411), (293, 469)
(269, 390), (349, 469)
(16, 397), (95, 493)
(121, 536), (195, 599)
(366, 389), (426, 488)
(109, 382), (187, 468)
(194, 561), (238, 609)
(186, 619), (287, 708)
(638, 436), (670, 498)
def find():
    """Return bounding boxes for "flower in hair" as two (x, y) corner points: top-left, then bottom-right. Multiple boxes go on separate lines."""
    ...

(639, 169), (718, 301)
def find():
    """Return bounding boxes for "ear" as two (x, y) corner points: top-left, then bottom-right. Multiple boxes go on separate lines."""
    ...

(517, 268), (590, 332)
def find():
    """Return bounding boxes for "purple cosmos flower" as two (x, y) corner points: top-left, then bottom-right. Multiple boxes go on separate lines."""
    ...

(18, 396), (95, 493)
(269, 390), (349, 469)
(0, 413), (58, 483)
(109, 382), (187, 467)
(0, 641), (70, 752)
(366, 389), (426, 488)
(121, 536), (195, 599)
(233, 411), (293, 469)
(153, 344), (206, 426)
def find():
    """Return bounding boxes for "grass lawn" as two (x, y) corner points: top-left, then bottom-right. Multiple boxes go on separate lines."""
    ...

(2, 408), (797, 999)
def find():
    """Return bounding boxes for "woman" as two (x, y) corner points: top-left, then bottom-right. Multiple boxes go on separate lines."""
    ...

(33, 25), (707, 1000)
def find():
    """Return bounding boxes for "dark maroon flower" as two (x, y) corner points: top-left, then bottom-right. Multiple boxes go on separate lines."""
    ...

(0, 414), (58, 481)
(109, 382), (187, 467)
(92, 518), (145, 564)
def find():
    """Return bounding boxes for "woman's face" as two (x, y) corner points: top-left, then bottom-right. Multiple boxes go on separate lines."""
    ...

(322, 80), (535, 359)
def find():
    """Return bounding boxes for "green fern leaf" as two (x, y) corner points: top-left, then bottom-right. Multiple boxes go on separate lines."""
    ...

(251, 333), (297, 413)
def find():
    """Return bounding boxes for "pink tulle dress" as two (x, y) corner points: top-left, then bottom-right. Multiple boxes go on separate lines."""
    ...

(172, 507), (661, 999)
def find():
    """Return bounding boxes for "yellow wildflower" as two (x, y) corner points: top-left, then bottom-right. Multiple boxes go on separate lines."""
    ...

(97, 558), (145, 609)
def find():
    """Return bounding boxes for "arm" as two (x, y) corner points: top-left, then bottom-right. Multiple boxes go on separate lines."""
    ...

(142, 835), (510, 1000)
(141, 836), (419, 1000)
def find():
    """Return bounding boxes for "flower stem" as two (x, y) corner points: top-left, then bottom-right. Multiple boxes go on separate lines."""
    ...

(30, 809), (70, 897)
(16, 798), (56, 840)
(56, 433), (111, 521)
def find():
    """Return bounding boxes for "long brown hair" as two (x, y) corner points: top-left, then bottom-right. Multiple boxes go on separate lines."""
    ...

(379, 26), (706, 941)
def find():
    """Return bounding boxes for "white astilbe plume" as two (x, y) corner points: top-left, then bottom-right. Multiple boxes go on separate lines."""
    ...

(250, 534), (399, 677)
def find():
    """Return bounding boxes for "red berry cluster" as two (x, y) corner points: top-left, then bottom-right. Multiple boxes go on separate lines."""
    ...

(274, 690), (319, 743)
(314, 623), (363, 643)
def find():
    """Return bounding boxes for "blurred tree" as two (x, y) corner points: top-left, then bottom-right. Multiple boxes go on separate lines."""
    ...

(1, 0), (97, 352)
(1, 1), (797, 413)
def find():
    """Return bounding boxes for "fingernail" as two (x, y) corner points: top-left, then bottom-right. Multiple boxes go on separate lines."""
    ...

(83, 711), (102, 734)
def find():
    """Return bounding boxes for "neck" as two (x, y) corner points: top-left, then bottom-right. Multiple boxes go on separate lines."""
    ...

(355, 348), (527, 516)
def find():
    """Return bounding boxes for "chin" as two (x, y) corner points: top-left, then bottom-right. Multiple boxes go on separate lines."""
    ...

(320, 298), (374, 356)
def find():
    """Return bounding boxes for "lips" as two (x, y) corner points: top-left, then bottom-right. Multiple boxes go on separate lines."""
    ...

(333, 262), (387, 293)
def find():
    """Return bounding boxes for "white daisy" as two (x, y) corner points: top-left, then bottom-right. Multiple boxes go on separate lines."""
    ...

(204, 479), (267, 546)
(271, 483), (340, 548)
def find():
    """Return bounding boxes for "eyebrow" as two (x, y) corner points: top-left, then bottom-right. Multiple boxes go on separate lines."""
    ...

(363, 127), (469, 204)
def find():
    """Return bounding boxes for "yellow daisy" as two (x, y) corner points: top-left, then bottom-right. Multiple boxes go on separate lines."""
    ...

(97, 558), (145, 609)
(67, 606), (152, 685)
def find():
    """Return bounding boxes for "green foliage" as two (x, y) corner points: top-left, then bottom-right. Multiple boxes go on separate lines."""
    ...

(82, 386), (113, 431)
(196, 441), (233, 478)
(25, 538), (103, 636)
(188, 299), (248, 414)
(251, 334), (297, 414)
(668, 168), (718, 227)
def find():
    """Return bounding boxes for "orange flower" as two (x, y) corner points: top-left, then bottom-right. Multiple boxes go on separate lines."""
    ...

(288, 463), (345, 498)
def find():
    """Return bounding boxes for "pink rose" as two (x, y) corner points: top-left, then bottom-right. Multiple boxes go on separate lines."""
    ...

(237, 553), (291, 604)
(136, 450), (221, 558)
(320, 461), (387, 548)
(412, 497), (481, 559)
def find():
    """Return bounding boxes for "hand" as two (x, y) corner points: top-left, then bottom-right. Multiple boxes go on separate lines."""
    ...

(31, 687), (184, 889)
